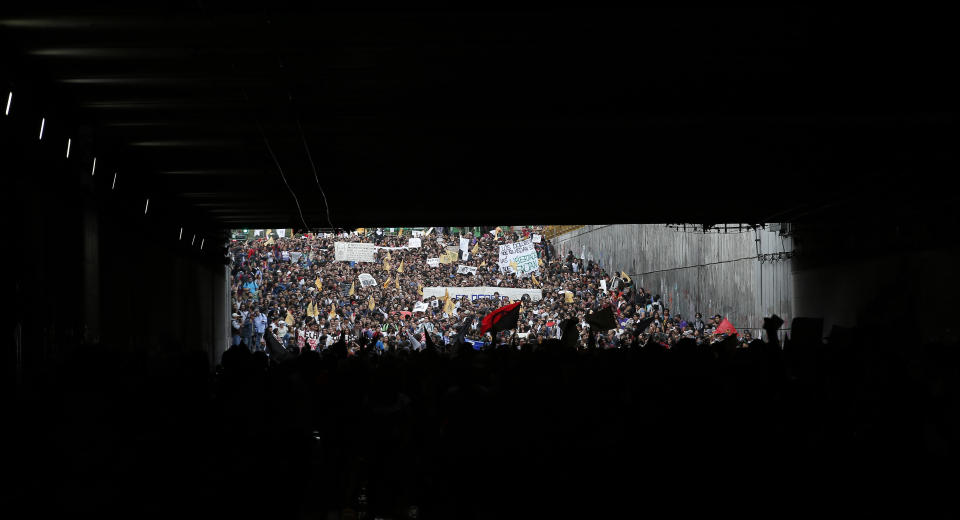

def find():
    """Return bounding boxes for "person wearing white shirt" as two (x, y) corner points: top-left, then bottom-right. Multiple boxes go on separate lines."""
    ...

(231, 313), (242, 346)
(276, 322), (289, 347)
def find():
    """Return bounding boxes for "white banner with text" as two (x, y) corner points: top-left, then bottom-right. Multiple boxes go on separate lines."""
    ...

(422, 286), (542, 302)
(498, 239), (539, 275)
(334, 242), (376, 262)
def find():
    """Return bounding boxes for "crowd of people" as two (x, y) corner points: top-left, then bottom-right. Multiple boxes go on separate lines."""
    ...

(228, 226), (754, 356)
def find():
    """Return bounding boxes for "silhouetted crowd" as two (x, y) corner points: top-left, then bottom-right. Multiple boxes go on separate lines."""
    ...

(10, 228), (957, 519)
(14, 319), (957, 519)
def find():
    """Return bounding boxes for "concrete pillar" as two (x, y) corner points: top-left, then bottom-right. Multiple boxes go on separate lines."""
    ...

(211, 264), (230, 368)
(82, 196), (100, 344)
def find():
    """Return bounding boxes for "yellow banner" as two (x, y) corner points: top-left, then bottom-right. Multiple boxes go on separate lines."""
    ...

(439, 251), (458, 264)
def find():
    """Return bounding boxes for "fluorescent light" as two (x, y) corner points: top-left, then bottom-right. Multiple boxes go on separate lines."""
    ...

(66, 138), (71, 158)
(39, 118), (45, 140)
(91, 157), (96, 176)
(111, 172), (117, 190)
(179, 227), (183, 240)
(5, 92), (11, 115)
(144, 198), (149, 214)
(191, 234), (196, 245)
(200, 238), (205, 250)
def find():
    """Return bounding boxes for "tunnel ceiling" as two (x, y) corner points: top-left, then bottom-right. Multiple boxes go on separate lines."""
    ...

(1, 8), (953, 229)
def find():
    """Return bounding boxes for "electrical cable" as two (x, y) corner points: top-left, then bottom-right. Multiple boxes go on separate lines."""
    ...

(255, 118), (310, 231)
(295, 116), (334, 230)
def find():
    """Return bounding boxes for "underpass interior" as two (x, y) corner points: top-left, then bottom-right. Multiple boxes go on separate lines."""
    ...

(3, 8), (956, 519)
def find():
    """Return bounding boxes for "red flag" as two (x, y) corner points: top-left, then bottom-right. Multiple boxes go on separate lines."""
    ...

(480, 302), (522, 335)
(715, 317), (737, 336)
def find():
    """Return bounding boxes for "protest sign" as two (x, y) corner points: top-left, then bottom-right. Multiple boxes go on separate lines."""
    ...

(335, 242), (376, 262)
(532, 234), (542, 243)
(498, 239), (539, 275)
(358, 273), (377, 287)
(413, 301), (429, 313)
(408, 238), (422, 248)
(456, 265), (478, 275)
(426, 258), (440, 268)
(460, 236), (471, 252)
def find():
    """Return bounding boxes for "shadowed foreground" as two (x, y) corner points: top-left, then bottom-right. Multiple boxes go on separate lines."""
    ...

(9, 328), (957, 519)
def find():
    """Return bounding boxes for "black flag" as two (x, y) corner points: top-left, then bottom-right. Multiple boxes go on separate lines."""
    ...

(634, 315), (655, 334)
(424, 328), (437, 351)
(585, 306), (618, 331)
(559, 318), (579, 349)
(264, 330), (297, 364)
(480, 302), (522, 335)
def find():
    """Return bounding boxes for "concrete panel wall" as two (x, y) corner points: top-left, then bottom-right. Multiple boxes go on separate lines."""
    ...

(553, 224), (794, 336)
(98, 227), (227, 368)
(789, 221), (960, 343)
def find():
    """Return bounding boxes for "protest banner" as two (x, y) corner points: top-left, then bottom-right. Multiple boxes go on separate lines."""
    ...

(334, 242), (376, 262)
(422, 286), (542, 302)
(498, 239), (539, 275)
(358, 273), (377, 287)
(456, 265), (478, 275)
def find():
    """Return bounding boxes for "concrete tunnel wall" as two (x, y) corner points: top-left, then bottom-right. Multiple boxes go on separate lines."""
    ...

(553, 222), (960, 344)
(8, 145), (230, 380)
(552, 224), (794, 338)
